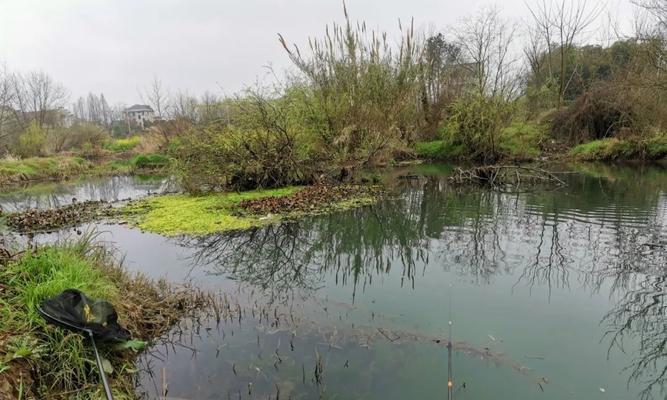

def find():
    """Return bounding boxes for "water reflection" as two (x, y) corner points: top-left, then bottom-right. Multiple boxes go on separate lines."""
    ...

(175, 164), (666, 399)
(0, 175), (175, 212)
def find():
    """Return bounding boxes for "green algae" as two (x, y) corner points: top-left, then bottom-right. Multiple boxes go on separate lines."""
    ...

(118, 186), (380, 236)
(119, 187), (302, 236)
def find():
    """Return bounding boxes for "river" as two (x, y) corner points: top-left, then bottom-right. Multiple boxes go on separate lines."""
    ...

(2, 164), (665, 400)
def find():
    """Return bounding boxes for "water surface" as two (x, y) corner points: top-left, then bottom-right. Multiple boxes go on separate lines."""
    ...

(18, 164), (667, 399)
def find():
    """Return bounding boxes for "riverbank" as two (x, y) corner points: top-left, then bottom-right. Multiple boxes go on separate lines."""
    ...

(0, 154), (171, 188)
(0, 236), (222, 399)
(118, 184), (382, 236)
(414, 132), (667, 163)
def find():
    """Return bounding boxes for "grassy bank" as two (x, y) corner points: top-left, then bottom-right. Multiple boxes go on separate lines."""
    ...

(0, 236), (215, 399)
(415, 131), (667, 163)
(569, 134), (667, 161)
(119, 185), (380, 236)
(0, 154), (172, 188)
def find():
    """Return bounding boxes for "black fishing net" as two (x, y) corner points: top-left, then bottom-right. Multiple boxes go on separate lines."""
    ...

(38, 289), (131, 342)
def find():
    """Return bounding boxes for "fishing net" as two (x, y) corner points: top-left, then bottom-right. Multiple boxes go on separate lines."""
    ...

(38, 289), (131, 342)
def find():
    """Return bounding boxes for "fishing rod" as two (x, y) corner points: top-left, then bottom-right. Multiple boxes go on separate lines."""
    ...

(447, 284), (453, 400)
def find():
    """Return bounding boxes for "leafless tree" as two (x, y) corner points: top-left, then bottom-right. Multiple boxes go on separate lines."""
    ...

(10, 70), (68, 129)
(171, 90), (199, 120)
(633, 0), (667, 30)
(143, 76), (170, 119)
(525, 0), (603, 106)
(0, 63), (15, 140)
(454, 6), (521, 100)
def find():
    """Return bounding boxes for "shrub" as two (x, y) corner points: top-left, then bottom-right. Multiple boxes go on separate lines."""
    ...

(50, 123), (109, 153)
(105, 136), (141, 152)
(415, 140), (466, 160)
(16, 122), (46, 158)
(498, 122), (545, 160)
(173, 90), (317, 192)
(132, 153), (171, 169)
(443, 95), (516, 163)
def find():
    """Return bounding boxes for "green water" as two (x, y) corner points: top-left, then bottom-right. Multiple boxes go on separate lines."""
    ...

(19, 164), (667, 399)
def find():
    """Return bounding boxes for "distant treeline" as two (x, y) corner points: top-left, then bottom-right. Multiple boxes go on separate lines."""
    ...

(1, 0), (666, 183)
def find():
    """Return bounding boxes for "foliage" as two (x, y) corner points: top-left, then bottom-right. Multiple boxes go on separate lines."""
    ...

(569, 133), (667, 161)
(105, 136), (142, 152)
(173, 90), (316, 192)
(16, 122), (46, 158)
(50, 123), (110, 153)
(0, 237), (220, 399)
(498, 122), (545, 160)
(0, 156), (90, 186)
(443, 95), (516, 162)
(131, 153), (170, 169)
(414, 140), (466, 160)
(279, 6), (424, 164)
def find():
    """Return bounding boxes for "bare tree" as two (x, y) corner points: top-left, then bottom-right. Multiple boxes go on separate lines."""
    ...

(0, 63), (15, 140)
(525, 0), (603, 106)
(171, 90), (199, 120)
(10, 70), (68, 129)
(454, 6), (521, 100)
(143, 76), (170, 119)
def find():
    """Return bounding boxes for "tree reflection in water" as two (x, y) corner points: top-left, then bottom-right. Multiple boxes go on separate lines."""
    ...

(181, 165), (666, 398)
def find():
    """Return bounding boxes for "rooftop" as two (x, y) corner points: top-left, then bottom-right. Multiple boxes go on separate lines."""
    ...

(124, 104), (154, 112)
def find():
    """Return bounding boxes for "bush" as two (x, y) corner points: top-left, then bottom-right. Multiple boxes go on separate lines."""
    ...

(173, 91), (317, 192)
(443, 95), (516, 162)
(132, 153), (171, 169)
(105, 136), (141, 152)
(498, 122), (545, 160)
(415, 140), (465, 160)
(570, 131), (667, 161)
(50, 123), (109, 153)
(16, 122), (46, 158)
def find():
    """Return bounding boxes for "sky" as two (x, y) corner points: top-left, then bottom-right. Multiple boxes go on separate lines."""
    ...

(0, 0), (636, 105)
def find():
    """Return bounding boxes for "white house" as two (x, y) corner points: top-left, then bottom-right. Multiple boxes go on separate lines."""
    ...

(123, 104), (155, 129)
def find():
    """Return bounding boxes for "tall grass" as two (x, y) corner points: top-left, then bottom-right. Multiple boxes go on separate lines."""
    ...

(279, 4), (424, 165)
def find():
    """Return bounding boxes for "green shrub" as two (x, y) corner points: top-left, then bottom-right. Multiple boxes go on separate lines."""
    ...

(444, 95), (516, 163)
(105, 136), (141, 152)
(132, 153), (170, 169)
(415, 140), (466, 160)
(645, 132), (667, 159)
(570, 138), (636, 160)
(498, 122), (545, 160)
(16, 122), (46, 158)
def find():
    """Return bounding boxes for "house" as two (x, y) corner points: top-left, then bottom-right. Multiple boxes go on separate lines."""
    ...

(123, 104), (154, 129)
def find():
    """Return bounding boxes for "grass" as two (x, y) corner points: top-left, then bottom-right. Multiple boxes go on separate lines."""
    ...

(0, 235), (219, 399)
(498, 122), (544, 160)
(414, 140), (466, 160)
(568, 136), (667, 161)
(0, 156), (90, 186)
(0, 153), (172, 188)
(131, 153), (171, 169)
(104, 136), (141, 153)
(119, 187), (301, 236)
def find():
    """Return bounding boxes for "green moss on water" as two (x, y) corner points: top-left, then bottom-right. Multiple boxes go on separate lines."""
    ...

(119, 186), (381, 236)
(120, 187), (302, 236)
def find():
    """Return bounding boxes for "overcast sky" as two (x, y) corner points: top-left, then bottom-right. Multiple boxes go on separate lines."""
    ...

(0, 0), (635, 105)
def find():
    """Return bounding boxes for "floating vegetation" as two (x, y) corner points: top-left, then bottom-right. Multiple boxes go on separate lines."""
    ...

(5, 200), (112, 233)
(449, 165), (566, 192)
(237, 184), (382, 216)
(117, 185), (382, 236)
